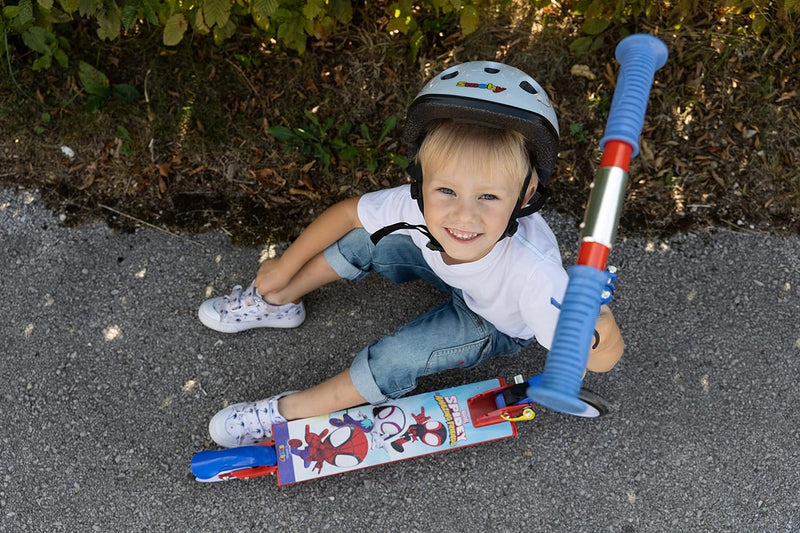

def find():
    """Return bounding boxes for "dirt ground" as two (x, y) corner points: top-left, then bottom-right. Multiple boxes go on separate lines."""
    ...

(1, 9), (798, 245)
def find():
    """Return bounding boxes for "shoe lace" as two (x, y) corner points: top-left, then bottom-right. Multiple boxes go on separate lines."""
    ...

(231, 395), (289, 444)
(220, 283), (262, 313)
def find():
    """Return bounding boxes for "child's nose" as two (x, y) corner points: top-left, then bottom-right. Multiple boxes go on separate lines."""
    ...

(453, 198), (479, 222)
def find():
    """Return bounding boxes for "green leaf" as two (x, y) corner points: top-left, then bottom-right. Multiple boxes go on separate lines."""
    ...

(86, 94), (104, 112)
(409, 30), (424, 64)
(330, 0), (352, 23)
(379, 116), (397, 142)
(58, 0), (79, 12)
(568, 36), (593, 54)
(277, 16), (307, 54)
(390, 154), (408, 169)
(96, 6), (122, 40)
(22, 27), (53, 55)
(267, 125), (296, 141)
(212, 18), (237, 45)
(459, 4), (479, 35)
(202, 0), (231, 28)
(18, 0), (34, 24)
(385, 16), (409, 34)
(338, 146), (360, 161)
(78, 61), (110, 97)
(112, 83), (141, 102)
(751, 14), (768, 36)
(251, 0), (277, 30)
(77, 0), (98, 17)
(162, 13), (187, 46)
(122, 4), (138, 30)
(38, 0), (55, 10)
(32, 55), (52, 70)
(584, 0), (605, 19)
(3, 6), (20, 18)
(142, 0), (158, 24)
(589, 35), (604, 52)
(572, 0), (592, 16)
(302, 0), (324, 20)
(53, 47), (68, 67)
(582, 18), (610, 36)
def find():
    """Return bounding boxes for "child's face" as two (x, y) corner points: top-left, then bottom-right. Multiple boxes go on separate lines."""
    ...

(422, 157), (525, 265)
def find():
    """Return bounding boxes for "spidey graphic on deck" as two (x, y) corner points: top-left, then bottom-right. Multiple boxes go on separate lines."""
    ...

(329, 412), (374, 433)
(390, 407), (447, 453)
(288, 424), (369, 474)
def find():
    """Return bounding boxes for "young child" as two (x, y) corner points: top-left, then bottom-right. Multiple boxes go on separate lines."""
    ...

(198, 61), (624, 448)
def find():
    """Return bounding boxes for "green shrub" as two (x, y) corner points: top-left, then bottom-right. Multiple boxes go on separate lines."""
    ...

(1, 0), (797, 75)
(567, 0), (799, 54)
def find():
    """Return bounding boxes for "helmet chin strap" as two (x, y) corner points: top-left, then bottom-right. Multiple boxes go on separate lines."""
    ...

(369, 222), (444, 252)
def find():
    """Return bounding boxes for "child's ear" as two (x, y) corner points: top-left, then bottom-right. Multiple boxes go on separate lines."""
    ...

(523, 180), (538, 204)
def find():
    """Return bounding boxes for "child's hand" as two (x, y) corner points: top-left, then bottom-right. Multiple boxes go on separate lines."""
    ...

(255, 258), (291, 301)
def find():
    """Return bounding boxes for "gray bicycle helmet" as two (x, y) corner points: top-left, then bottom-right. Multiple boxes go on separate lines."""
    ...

(370, 61), (560, 250)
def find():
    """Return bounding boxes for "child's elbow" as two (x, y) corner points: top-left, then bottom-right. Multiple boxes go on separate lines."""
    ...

(586, 338), (624, 373)
(586, 305), (624, 373)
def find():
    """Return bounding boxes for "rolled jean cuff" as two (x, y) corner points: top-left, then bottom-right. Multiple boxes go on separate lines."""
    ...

(323, 239), (369, 281)
(349, 346), (389, 405)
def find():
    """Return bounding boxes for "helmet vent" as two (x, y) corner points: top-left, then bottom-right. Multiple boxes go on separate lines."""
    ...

(519, 80), (538, 95)
(483, 67), (500, 74)
(441, 71), (459, 80)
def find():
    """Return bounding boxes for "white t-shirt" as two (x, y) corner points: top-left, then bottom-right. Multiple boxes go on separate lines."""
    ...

(357, 185), (568, 348)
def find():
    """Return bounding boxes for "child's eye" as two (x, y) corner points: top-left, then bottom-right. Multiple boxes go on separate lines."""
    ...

(480, 194), (498, 200)
(438, 187), (455, 195)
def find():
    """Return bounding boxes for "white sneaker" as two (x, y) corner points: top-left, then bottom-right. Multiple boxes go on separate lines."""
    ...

(198, 282), (305, 333)
(208, 392), (294, 448)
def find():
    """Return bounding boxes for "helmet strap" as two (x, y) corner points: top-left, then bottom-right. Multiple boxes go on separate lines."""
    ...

(408, 160), (425, 214)
(370, 222), (444, 252)
(501, 168), (547, 239)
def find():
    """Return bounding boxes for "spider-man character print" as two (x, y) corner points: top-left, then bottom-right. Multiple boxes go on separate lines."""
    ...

(390, 407), (447, 453)
(288, 423), (369, 474)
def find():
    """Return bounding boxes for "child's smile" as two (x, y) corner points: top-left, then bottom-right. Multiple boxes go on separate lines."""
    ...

(445, 228), (481, 241)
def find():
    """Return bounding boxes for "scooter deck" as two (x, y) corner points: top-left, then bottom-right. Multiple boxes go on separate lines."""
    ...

(273, 378), (516, 485)
(192, 378), (518, 484)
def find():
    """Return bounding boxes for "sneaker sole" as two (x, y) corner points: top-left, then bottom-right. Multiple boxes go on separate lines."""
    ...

(198, 299), (306, 333)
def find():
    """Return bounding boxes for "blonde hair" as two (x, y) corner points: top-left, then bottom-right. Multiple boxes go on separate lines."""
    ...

(417, 121), (536, 189)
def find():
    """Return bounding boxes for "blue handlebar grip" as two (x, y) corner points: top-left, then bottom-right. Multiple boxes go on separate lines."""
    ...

(598, 34), (668, 157)
(526, 265), (609, 415)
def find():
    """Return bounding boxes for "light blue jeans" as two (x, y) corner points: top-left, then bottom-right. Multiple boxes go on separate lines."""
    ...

(323, 229), (533, 404)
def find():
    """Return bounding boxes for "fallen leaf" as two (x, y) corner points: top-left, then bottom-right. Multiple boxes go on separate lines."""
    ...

(77, 173), (95, 191)
(187, 165), (207, 176)
(289, 187), (319, 200)
(299, 173), (315, 191)
(156, 163), (170, 177)
(268, 194), (291, 205)
(570, 64), (596, 80)
(250, 168), (286, 189)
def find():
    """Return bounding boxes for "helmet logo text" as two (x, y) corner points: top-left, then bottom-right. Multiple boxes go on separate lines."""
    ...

(456, 81), (506, 94)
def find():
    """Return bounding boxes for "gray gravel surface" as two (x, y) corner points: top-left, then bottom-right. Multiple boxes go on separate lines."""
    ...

(1, 187), (798, 532)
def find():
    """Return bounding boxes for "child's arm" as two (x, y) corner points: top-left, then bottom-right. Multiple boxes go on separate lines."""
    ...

(586, 305), (624, 373)
(255, 197), (362, 298)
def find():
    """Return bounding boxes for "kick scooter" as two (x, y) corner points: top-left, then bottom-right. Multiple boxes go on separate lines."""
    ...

(191, 33), (669, 484)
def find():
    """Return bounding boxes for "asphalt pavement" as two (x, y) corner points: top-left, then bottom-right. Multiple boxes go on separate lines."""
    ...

(1, 186), (798, 532)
